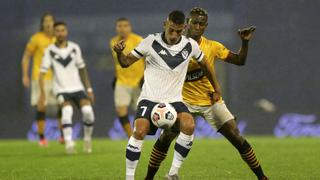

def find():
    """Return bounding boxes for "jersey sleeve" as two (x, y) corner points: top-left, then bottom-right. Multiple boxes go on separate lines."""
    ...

(214, 41), (230, 60)
(75, 45), (86, 69)
(131, 34), (153, 59)
(25, 34), (38, 55)
(190, 39), (204, 62)
(40, 48), (52, 73)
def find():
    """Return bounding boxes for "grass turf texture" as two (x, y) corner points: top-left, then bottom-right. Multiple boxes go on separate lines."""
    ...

(0, 137), (319, 180)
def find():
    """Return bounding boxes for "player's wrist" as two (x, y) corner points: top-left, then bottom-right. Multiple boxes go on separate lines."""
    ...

(87, 87), (93, 93)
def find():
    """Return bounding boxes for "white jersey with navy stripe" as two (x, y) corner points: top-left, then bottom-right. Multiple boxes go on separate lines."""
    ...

(131, 33), (204, 103)
(40, 41), (85, 94)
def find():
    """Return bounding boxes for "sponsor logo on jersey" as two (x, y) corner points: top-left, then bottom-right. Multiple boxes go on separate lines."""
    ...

(185, 69), (205, 82)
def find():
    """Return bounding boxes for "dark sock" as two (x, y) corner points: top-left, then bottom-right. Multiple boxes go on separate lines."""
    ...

(36, 111), (46, 140)
(145, 139), (171, 180)
(238, 140), (265, 179)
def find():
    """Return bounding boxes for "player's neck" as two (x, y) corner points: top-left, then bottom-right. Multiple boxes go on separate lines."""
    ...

(43, 30), (54, 37)
(55, 40), (68, 48)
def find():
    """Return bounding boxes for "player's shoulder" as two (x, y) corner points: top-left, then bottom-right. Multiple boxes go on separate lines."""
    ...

(110, 35), (119, 44)
(130, 33), (143, 41)
(68, 41), (80, 49)
(30, 31), (44, 41)
(202, 36), (225, 48)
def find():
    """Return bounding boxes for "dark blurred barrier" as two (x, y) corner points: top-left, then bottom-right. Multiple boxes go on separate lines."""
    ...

(0, 0), (319, 138)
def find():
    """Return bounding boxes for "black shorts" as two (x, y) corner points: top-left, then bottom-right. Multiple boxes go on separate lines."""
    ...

(57, 91), (88, 107)
(135, 99), (190, 135)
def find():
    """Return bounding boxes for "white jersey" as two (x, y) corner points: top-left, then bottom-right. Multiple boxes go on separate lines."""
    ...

(40, 41), (85, 94)
(131, 33), (204, 103)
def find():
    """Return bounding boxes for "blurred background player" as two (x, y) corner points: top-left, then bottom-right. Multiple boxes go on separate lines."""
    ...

(39, 22), (95, 154)
(114, 10), (221, 180)
(21, 13), (64, 147)
(145, 7), (269, 180)
(110, 18), (144, 138)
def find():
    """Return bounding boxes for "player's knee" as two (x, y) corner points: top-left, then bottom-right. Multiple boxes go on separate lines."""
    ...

(133, 128), (147, 140)
(61, 105), (73, 125)
(81, 105), (95, 124)
(116, 106), (128, 117)
(180, 120), (195, 135)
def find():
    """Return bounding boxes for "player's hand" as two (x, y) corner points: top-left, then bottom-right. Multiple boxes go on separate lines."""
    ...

(22, 75), (30, 89)
(238, 26), (256, 41)
(113, 40), (126, 53)
(87, 90), (95, 104)
(38, 94), (46, 111)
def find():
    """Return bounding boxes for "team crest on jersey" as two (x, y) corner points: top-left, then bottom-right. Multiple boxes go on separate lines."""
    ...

(50, 48), (76, 67)
(181, 49), (189, 60)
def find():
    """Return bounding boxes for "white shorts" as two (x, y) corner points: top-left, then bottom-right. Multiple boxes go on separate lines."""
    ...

(31, 80), (58, 106)
(114, 84), (140, 110)
(185, 101), (235, 130)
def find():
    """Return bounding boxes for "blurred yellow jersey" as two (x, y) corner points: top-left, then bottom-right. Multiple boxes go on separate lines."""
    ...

(183, 36), (230, 106)
(26, 32), (55, 80)
(110, 33), (144, 88)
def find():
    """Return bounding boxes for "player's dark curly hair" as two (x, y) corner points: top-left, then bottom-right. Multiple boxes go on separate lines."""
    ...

(40, 12), (55, 31)
(168, 10), (185, 24)
(189, 7), (208, 20)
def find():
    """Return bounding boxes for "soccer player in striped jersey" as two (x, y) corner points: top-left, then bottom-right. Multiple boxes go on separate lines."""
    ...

(21, 13), (64, 147)
(39, 22), (95, 154)
(113, 10), (221, 180)
(145, 7), (269, 180)
(110, 18), (144, 138)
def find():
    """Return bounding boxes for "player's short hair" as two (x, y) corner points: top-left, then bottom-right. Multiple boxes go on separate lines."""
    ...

(54, 21), (67, 28)
(116, 17), (130, 23)
(189, 7), (208, 20)
(40, 12), (55, 31)
(168, 10), (185, 24)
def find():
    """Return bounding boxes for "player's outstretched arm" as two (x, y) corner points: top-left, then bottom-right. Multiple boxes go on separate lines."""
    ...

(113, 40), (140, 68)
(79, 67), (95, 104)
(38, 72), (46, 111)
(21, 50), (32, 88)
(198, 58), (222, 102)
(225, 25), (256, 66)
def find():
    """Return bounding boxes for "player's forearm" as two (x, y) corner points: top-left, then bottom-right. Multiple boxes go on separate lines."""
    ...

(116, 52), (130, 68)
(226, 40), (249, 66)
(21, 52), (31, 77)
(79, 68), (92, 90)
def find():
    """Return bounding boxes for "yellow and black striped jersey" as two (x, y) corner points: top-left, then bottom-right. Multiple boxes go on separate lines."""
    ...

(183, 36), (230, 106)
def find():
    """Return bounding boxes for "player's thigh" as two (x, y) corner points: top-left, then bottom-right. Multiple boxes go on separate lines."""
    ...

(210, 101), (235, 131)
(130, 87), (141, 111)
(135, 99), (158, 136)
(114, 85), (132, 108)
(31, 80), (40, 106)
(44, 80), (58, 106)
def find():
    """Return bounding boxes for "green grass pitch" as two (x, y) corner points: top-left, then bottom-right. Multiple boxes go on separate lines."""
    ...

(0, 137), (319, 180)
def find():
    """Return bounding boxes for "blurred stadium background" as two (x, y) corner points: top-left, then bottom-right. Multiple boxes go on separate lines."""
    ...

(0, 0), (319, 139)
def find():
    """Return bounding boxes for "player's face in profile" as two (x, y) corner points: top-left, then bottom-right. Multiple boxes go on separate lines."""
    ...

(187, 14), (208, 39)
(116, 20), (132, 38)
(42, 15), (54, 32)
(54, 25), (68, 42)
(164, 20), (185, 45)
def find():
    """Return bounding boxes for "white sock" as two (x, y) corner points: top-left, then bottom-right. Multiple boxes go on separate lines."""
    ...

(63, 127), (72, 142)
(81, 105), (95, 141)
(169, 132), (194, 176)
(61, 105), (73, 142)
(126, 136), (143, 179)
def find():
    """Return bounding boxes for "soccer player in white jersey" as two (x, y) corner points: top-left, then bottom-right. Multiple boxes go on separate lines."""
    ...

(113, 10), (222, 180)
(38, 22), (95, 154)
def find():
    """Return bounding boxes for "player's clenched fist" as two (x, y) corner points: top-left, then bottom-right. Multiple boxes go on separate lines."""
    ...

(238, 25), (256, 41)
(113, 40), (126, 53)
